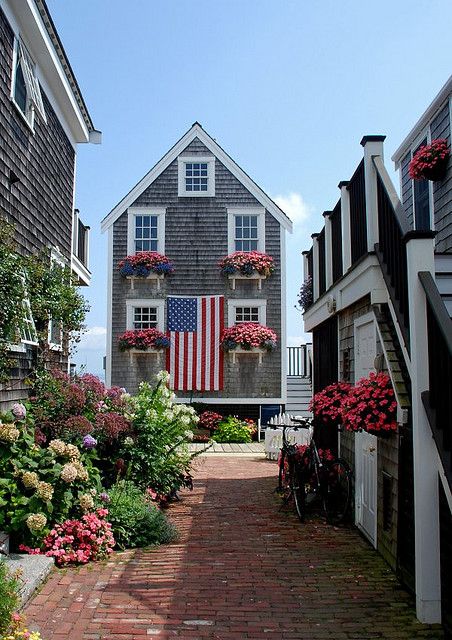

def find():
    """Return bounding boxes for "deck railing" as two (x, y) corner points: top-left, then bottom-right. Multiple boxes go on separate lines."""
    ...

(419, 271), (452, 488)
(317, 228), (326, 296)
(287, 344), (312, 377)
(330, 199), (343, 283)
(348, 160), (367, 265)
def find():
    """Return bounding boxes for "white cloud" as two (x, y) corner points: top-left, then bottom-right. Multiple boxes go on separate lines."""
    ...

(287, 335), (310, 347)
(274, 192), (313, 229)
(77, 326), (107, 351)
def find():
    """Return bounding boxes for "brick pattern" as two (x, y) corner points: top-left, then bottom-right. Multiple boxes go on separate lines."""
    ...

(111, 139), (282, 399)
(24, 456), (444, 639)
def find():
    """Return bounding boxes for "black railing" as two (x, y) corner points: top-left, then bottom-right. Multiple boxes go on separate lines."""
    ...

(287, 344), (311, 377)
(330, 199), (343, 283)
(375, 170), (410, 348)
(348, 160), (367, 265)
(77, 219), (88, 267)
(419, 271), (452, 489)
(307, 248), (313, 282)
(317, 228), (326, 296)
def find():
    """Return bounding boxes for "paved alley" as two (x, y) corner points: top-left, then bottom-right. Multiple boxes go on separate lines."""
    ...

(24, 456), (444, 639)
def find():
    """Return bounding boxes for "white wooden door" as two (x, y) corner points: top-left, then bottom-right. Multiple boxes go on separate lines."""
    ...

(354, 316), (378, 547)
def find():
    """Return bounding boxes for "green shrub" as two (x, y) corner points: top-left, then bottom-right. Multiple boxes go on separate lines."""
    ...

(212, 416), (252, 443)
(107, 481), (176, 550)
(0, 559), (20, 636)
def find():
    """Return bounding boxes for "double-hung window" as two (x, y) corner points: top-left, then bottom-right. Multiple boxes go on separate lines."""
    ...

(127, 208), (165, 255)
(126, 299), (164, 332)
(11, 39), (46, 126)
(228, 299), (266, 327)
(178, 156), (215, 196)
(227, 207), (265, 254)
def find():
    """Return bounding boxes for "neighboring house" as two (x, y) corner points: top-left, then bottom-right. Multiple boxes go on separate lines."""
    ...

(101, 123), (292, 420)
(301, 77), (452, 631)
(0, 0), (100, 407)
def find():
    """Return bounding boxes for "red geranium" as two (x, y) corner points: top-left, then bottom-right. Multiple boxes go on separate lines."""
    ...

(409, 138), (449, 180)
(309, 381), (352, 425)
(341, 372), (398, 434)
(221, 323), (277, 351)
(198, 411), (222, 432)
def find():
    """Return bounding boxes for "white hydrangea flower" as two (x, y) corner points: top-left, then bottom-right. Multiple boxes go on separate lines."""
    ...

(184, 430), (194, 441)
(156, 370), (170, 383)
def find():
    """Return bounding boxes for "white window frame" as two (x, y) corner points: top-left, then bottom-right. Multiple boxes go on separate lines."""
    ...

(8, 273), (38, 351)
(47, 250), (68, 351)
(10, 38), (46, 128)
(127, 207), (166, 255)
(177, 156), (215, 197)
(227, 207), (265, 254)
(227, 299), (267, 327)
(126, 299), (165, 332)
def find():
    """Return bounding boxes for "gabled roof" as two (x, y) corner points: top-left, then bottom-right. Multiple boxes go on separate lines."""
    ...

(101, 123), (293, 233)
(392, 75), (452, 166)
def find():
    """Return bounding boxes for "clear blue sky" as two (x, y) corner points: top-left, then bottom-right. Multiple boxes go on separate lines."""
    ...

(46, 0), (452, 375)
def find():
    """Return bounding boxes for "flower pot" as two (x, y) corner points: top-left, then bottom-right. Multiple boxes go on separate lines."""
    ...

(419, 156), (449, 181)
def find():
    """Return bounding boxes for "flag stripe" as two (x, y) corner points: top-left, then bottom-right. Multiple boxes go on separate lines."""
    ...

(210, 298), (215, 391)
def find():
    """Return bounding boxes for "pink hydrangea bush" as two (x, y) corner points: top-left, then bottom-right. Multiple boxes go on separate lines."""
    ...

(219, 251), (275, 277)
(220, 323), (277, 351)
(409, 138), (450, 180)
(20, 508), (115, 566)
(118, 328), (170, 351)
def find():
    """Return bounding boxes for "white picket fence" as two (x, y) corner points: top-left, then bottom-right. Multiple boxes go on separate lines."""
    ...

(264, 413), (312, 460)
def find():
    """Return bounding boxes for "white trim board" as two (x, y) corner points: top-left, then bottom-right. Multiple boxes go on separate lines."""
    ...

(173, 397), (285, 405)
(101, 123), (293, 233)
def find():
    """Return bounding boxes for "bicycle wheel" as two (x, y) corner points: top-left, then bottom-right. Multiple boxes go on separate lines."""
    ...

(278, 451), (292, 503)
(277, 449), (286, 492)
(324, 458), (351, 525)
(291, 466), (306, 522)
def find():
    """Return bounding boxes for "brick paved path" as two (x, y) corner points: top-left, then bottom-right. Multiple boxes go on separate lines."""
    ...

(24, 456), (444, 639)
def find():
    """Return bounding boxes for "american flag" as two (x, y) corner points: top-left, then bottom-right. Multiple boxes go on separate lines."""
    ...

(166, 295), (224, 391)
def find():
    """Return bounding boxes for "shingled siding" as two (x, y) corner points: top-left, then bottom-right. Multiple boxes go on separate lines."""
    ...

(338, 296), (398, 570)
(0, 9), (75, 406)
(431, 102), (452, 252)
(0, 9), (75, 260)
(400, 100), (452, 251)
(111, 139), (282, 399)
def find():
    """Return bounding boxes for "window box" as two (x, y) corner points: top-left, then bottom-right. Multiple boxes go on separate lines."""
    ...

(118, 252), (173, 290)
(118, 329), (170, 358)
(220, 323), (277, 365)
(219, 251), (274, 290)
(228, 346), (268, 365)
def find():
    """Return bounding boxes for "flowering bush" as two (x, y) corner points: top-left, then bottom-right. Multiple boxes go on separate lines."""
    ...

(219, 251), (275, 277)
(2, 612), (45, 640)
(341, 372), (398, 435)
(309, 381), (352, 426)
(220, 323), (277, 351)
(118, 328), (170, 351)
(118, 252), (174, 277)
(122, 371), (198, 494)
(0, 561), (20, 637)
(198, 411), (223, 432)
(212, 416), (253, 443)
(20, 508), (114, 566)
(409, 138), (450, 180)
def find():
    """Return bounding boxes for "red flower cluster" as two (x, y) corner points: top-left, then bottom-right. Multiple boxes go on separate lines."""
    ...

(198, 411), (223, 432)
(118, 251), (174, 274)
(341, 372), (398, 434)
(118, 328), (170, 351)
(220, 323), (277, 350)
(409, 138), (450, 180)
(219, 251), (275, 276)
(20, 509), (115, 566)
(309, 381), (352, 425)
(94, 411), (132, 441)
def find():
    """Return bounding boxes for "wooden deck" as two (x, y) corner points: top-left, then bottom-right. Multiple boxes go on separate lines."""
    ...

(189, 442), (265, 455)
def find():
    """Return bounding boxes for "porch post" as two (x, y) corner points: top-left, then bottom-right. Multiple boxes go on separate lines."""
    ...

(339, 181), (351, 272)
(361, 135), (385, 252)
(405, 231), (441, 623)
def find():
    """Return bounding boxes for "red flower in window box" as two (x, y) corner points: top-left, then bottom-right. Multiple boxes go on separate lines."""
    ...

(309, 381), (352, 426)
(118, 252), (174, 277)
(409, 139), (450, 181)
(118, 328), (170, 351)
(219, 251), (275, 277)
(220, 323), (277, 351)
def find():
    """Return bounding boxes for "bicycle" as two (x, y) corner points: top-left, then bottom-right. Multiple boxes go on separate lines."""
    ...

(274, 417), (351, 524)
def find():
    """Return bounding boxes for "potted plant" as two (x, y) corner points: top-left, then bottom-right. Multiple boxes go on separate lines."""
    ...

(118, 252), (174, 290)
(298, 276), (313, 311)
(309, 381), (352, 426)
(219, 251), (274, 290)
(409, 138), (450, 181)
(341, 372), (398, 437)
(221, 323), (277, 363)
(118, 328), (170, 353)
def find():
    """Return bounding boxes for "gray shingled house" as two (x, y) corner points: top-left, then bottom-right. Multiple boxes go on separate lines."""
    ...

(101, 123), (293, 420)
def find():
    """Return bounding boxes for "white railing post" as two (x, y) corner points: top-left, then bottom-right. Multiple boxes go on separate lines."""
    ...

(339, 181), (351, 272)
(406, 232), (441, 623)
(323, 211), (333, 289)
(361, 135), (385, 252)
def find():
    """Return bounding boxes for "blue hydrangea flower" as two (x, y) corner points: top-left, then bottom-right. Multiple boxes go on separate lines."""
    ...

(120, 263), (134, 276)
(83, 434), (97, 449)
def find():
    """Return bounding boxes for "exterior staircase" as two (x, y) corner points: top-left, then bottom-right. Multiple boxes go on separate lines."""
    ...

(435, 253), (452, 317)
(285, 345), (312, 417)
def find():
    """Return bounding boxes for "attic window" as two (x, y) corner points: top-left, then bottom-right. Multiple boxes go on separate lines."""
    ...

(178, 156), (215, 197)
(12, 39), (46, 126)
